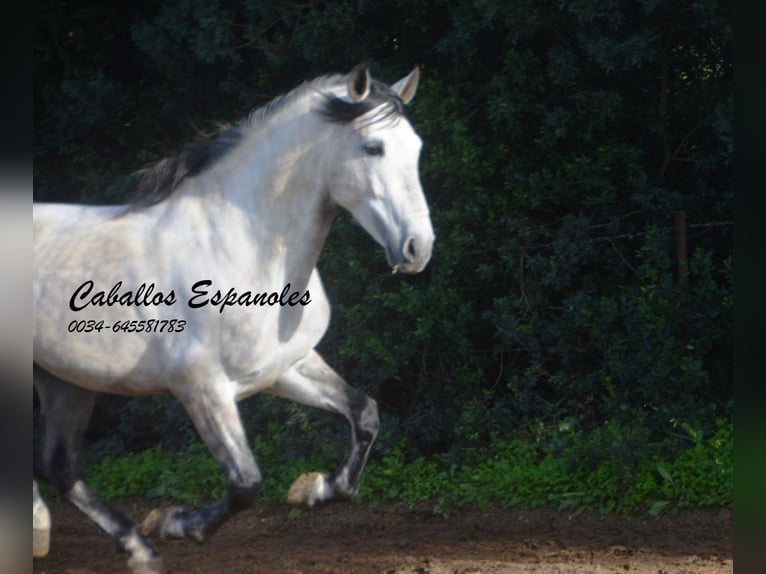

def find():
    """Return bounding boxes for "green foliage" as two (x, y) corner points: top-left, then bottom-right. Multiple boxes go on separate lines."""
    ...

(361, 414), (732, 516)
(81, 414), (731, 516)
(85, 444), (226, 506)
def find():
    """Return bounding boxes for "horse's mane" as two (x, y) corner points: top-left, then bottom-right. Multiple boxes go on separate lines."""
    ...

(128, 73), (406, 208)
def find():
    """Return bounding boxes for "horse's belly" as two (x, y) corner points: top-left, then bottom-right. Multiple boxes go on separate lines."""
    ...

(33, 313), (179, 395)
(34, 287), (185, 394)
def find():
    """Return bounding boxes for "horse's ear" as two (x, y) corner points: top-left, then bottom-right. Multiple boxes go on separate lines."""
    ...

(347, 63), (371, 102)
(391, 67), (420, 105)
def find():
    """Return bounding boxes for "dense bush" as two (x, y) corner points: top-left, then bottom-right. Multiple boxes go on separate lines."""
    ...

(34, 0), (732, 508)
(63, 412), (730, 516)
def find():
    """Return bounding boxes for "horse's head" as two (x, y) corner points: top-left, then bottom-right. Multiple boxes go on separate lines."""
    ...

(321, 64), (434, 274)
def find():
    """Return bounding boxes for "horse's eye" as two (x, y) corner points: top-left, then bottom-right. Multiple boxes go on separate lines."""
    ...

(363, 141), (384, 157)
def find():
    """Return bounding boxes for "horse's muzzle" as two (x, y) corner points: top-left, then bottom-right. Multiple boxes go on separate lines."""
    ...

(389, 231), (434, 274)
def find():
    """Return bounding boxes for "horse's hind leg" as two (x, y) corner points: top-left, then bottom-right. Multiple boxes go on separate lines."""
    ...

(34, 366), (161, 573)
(33, 480), (51, 558)
(267, 350), (380, 507)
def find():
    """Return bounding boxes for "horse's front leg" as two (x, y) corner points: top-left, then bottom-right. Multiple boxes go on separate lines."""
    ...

(141, 379), (262, 543)
(266, 350), (380, 507)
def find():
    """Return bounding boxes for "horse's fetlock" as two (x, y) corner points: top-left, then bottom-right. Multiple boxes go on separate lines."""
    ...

(229, 480), (260, 510)
(119, 526), (159, 566)
(332, 480), (359, 500)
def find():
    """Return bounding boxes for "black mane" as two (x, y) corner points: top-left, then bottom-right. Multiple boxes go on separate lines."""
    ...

(128, 123), (244, 207)
(127, 75), (406, 208)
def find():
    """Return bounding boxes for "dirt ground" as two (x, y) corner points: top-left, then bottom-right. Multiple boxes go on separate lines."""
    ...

(33, 500), (732, 574)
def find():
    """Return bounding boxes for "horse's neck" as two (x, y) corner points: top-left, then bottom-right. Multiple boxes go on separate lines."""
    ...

(174, 107), (337, 285)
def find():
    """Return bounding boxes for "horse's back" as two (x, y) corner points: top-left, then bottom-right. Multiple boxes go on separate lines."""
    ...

(34, 203), (131, 309)
(34, 203), (128, 258)
(34, 202), (123, 228)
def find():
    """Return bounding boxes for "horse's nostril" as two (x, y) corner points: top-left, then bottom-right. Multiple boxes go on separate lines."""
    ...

(405, 237), (417, 259)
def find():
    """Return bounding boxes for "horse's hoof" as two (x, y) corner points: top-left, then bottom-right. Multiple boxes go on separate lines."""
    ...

(141, 508), (168, 538)
(33, 526), (50, 558)
(286, 472), (330, 508)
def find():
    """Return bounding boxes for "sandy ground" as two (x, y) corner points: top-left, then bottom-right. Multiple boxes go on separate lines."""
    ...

(33, 500), (732, 573)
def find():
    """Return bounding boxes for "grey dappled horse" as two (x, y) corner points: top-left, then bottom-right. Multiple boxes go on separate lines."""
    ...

(33, 64), (433, 572)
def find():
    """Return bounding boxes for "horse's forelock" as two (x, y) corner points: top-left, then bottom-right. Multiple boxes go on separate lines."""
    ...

(320, 79), (406, 125)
